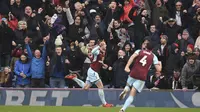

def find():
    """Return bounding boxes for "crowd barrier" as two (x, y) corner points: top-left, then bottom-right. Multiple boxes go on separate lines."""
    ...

(0, 88), (199, 108)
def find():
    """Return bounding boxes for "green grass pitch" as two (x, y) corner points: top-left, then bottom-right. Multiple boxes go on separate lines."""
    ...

(0, 106), (199, 112)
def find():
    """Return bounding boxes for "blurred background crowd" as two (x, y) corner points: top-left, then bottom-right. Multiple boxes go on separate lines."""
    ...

(0, 0), (200, 90)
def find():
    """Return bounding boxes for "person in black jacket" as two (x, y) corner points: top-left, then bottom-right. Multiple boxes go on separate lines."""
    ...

(10, 0), (24, 20)
(169, 1), (190, 29)
(111, 49), (128, 88)
(165, 43), (181, 89)
(0, 18), (15, 69)
(49, 46), (69, 88)
(160, 18), (182, 45)
(153, 35), (169, 72)
(65, 41), (86, 88)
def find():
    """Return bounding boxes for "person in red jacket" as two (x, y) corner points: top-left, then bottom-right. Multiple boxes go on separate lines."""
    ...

(120, 0), (136, 23)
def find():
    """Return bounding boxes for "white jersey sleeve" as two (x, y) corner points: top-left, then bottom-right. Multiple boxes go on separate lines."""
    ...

(91, 46), (100, 56)
(153, 54), (159, 65)
(134, 50), (141, 55)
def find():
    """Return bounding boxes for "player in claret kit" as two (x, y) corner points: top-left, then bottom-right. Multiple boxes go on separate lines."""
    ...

(65, 41), (113, 107)
(119, 42), (162, 112)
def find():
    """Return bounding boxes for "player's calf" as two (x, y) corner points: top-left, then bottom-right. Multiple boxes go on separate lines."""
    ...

(119, 90), (127, 100)
(119, 85), (130, 100)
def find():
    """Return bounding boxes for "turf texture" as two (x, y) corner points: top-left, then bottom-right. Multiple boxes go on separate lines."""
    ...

(0, 106), (199, 112)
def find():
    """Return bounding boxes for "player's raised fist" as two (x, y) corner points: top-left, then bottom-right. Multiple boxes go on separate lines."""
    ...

(124, 67), (130, 73)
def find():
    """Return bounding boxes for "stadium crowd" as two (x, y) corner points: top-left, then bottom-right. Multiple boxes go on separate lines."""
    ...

(0, 0), (200, 90)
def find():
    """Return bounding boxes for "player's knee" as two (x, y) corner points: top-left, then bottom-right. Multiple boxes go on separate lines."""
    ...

(98, 86), (103, 89)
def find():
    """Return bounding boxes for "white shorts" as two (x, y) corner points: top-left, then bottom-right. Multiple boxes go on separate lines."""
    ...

(126, 76), (145, 93)
(86, 67), (100, 83)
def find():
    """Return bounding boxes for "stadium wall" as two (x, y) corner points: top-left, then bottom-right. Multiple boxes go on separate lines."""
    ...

(0, 88), (199, 108)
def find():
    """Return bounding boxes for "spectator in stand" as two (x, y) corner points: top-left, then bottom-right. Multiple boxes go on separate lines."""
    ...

(153, 35), (169, 72)
(14, 53), (31, 88)
(148, 25), (160, 47)
(25, 37), (47, 88)
(10, 0), (24, 20)
(14, 21), (27, 47)
(10, 44), (23, 72)
(178, 29), (194, 53)
(122, 41), (135, 59)
(129, 8), (150, 49)
(181, 53), (200, 91)
(0, 17), (15, 70)
(120, 0), (136, 24)
(65, 41), (86, 88)
(188, 0), (200, 40)
(65, 1), (90, 42)
(49, 45), (68, 88)
(111, 49), (128, 88)
(168, 68), (182, 90)
(194, 30), (200, 48)
(0, 67), (13, 87)
(194, 47), (200, 60)
(148, 0), (169, 26)
(165, 43), (181, 88)
(160, 18), (182, 45)
(169, 1), (189, 29)
(180, 44), (195, 68)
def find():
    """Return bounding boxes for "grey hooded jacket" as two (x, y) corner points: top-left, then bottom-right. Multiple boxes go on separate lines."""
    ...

(181, 60), (200, 88)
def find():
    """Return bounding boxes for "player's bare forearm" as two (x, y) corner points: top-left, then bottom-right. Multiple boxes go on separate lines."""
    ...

(155, 61), (162, 72)
(125, 53), (138, 68)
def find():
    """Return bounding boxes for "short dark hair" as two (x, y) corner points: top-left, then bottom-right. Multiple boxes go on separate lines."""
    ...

(146, 42), (153, 51)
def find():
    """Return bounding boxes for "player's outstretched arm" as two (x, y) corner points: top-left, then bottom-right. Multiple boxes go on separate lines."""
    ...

(91, 46), (100, 55)
(125, 53), (138, 72)
(155, 61), (162, 73)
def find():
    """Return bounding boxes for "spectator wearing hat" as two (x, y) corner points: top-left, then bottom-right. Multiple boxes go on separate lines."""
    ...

(178, 29), (194, 53)
(153, 35), (169, 72)
(194, 47), (200, 60)
(160, 18), (182, 45)
(181, 53), (200, 91)
(180, 44), (195, 68)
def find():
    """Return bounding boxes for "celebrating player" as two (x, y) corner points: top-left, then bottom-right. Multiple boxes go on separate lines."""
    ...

(119, 42), (162, 112)
(66, 41), (113, 107)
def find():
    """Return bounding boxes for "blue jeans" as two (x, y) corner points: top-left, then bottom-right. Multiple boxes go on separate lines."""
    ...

(50, 77), (65, 88)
